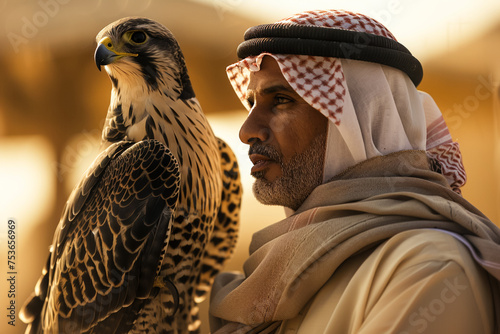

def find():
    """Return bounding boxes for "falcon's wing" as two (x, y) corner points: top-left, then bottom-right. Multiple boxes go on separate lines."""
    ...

(194, 138), (242, 303)
(20, 139), (180, 334)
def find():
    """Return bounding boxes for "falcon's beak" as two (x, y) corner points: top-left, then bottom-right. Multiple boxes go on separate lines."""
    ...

(94, 37), (138, 71)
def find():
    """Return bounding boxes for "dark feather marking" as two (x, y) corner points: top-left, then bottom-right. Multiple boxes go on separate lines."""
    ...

(191, 248), (201, 259)
(188, 128), (197, 140)
(169, 239), (181, 249)
(128, 104), (134, 119)
(174, 135), (183, 165)
(163, 112), (172, 125)
(182, 136), (194, 151)
(181, 183), (187, 204)
(201, 179), (207, 198)
(194, 175), (200, 198)
(191, 124), (204, 136)
(147, 115), (157, 130)
(198, 136), (209, 148)
(110, 75), (119, 89)
(198, 233), (206, 243)
(170, 106), (180, 118)
(186, 116), (197, 127)
(135, 54), (160, 90)
(146, 116), (155, 139)
(228, 203), (237, 213)
(177, 274), (190, 284)
(172, 255), (183, 266)
(181, 99), (192, 109)
(162, 132), (169, 147)
(174, 115), (187, 134)
(186, 168), (193, 189)
(153, 105), (163, 118)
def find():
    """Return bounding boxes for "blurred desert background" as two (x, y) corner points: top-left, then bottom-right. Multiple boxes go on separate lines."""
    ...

(0, 0), (499, 333)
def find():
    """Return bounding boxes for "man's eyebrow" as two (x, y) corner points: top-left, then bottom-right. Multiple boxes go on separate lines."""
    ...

(246, 84), (295, 98)
(261, 84), (295, 95)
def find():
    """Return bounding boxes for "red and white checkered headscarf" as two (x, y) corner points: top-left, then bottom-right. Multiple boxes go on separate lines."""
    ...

(227, 9), (466, 193)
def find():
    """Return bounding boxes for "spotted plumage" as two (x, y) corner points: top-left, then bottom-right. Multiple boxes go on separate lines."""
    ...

(20, 17), (242, 334)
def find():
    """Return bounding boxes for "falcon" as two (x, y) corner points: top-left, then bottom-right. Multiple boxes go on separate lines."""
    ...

(20, 17), (242, 334)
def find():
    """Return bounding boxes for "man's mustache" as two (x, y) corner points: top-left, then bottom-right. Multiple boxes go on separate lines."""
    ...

(248, 143), (282, 164)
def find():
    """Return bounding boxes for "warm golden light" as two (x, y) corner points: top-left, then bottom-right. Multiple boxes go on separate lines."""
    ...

(0, 136), (56, 226)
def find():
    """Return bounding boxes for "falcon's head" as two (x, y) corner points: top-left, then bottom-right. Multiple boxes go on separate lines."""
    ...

(94, 17), (194, 100)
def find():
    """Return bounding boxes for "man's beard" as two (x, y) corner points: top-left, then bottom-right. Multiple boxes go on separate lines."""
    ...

(251, 133), (326, 211)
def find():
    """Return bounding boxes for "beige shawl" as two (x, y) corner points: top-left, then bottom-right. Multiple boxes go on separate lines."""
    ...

(210, 150), (500, 333)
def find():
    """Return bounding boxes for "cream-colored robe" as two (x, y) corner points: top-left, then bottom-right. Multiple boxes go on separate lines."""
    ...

(276, 229), (493, 333)
(209, 151), (500, 333)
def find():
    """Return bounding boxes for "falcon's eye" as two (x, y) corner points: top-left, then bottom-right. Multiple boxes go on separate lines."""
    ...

(127, 31), (148, 45)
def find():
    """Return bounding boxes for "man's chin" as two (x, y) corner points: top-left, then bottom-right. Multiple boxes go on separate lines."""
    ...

(252, 178), (281, 206)
(252, 176), (295, 208)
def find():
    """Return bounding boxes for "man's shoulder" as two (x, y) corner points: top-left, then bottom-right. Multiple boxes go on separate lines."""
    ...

(372, 228), (477, 271)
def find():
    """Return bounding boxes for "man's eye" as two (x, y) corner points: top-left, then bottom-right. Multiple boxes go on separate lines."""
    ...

(275, 96), (292, 105)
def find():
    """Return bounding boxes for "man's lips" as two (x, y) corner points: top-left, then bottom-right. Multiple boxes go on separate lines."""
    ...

(249, 154), (275, 174)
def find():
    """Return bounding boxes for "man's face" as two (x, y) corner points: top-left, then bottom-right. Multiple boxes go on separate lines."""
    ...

(239, 56), (328, 210)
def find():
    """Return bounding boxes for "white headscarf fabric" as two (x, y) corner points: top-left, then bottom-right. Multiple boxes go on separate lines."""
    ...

(226, 9), (466, 193)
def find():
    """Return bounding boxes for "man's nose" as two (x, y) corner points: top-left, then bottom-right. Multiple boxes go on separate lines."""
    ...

(239, 106), (270, 144)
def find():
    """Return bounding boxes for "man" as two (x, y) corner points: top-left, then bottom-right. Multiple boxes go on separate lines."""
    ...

(210, 10), (500, 334)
